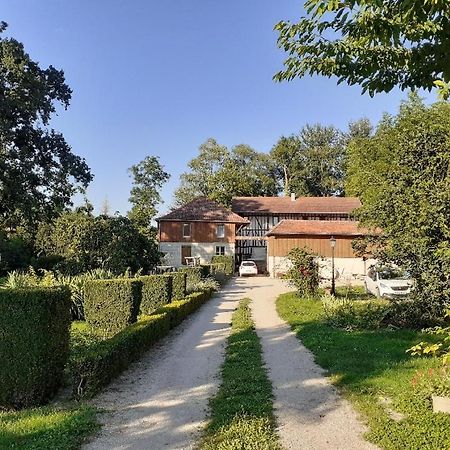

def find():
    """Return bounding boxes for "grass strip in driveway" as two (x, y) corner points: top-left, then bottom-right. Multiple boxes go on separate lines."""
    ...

(277, 292), (450, 450)
(0, 404), (98, 450)
(201, 298), (282, 450)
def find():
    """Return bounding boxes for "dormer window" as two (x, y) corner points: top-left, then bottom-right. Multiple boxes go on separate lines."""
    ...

(216, 224), (225, 238)
(183, 223), (191, 238)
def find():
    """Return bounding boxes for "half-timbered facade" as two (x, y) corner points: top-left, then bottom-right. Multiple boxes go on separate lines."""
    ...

(231, 195), (361, 270)
(156, 197), (248, 266)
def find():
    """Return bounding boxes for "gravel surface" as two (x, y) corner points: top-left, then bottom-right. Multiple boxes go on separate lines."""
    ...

(247, 277), (378, 450)
(84, 280), (245, 450)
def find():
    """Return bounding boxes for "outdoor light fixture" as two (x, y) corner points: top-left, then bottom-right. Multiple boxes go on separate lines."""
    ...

(330, 236), (336, 296)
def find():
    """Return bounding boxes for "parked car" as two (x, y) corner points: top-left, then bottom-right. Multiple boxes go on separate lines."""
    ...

(365, 265), (412, 299)
(239, 260), (258, 277)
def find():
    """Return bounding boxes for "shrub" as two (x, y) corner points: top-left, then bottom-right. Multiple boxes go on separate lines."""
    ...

(69, 313), (171, 398)
(211, 255), (234, 275)
(322, 296), (390, 330)
(285, 247), (319, 297)
(187, 276), (220, 295)
(200, 264), (211, 278)
(84, 279), (142, 337)
(178, 266), (203, 285)
(139, 275), (172, 315)
(165, 272), (187, 300)
(0, 287), (71, 408)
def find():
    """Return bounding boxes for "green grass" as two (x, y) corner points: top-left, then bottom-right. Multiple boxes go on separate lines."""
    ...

(277, 292), (450, 450)
(201, 298), (282, 450)
(0, 404), (98, 449)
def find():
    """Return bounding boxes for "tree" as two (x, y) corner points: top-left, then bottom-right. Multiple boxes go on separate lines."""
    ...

(346, 94), (450, 324)
(274, 1), (450, 97)
(174, 139), (279, 207)
(0, 22), (92, 232)
(128, 156), (170, 235)
(271, 124), (345, 197)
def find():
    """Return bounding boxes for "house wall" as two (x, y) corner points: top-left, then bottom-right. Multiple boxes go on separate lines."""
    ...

(159, 221), (235, 243)
(159, 242), (235, 267)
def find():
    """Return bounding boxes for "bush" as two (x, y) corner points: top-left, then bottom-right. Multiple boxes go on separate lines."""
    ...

(178, 267), (203, 285)
(139, 275), (172, 315)
(285, 247), (319, 297)
(0, 287), (71, 408)
(322, 296), (390, 330)
(165, 272), (187, 300)
(200, 264), (211, 278)
(84, 279), (142, 337)
(211, 255), (234, 275)
(69, 289), (214, 398)
(187, 276), (220, 294)
(69, 313), (171, 398)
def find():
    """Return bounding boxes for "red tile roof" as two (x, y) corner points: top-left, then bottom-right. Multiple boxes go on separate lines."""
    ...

(266, 220), (375, 237)
(157, 197), (249, 224)
(232, 196), (361, 215)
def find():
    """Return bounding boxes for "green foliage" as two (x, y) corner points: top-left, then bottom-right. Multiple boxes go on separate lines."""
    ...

(346, 96), (450, 324)
(165, 272), (187, 300)
(36, 212), (161, 275)
(0, 22), (92, 232)
(277, 292), (450, 449)
(0, 404), (98, 450)
(139, 275), (172, 315)
(285, 247), (319, 297)
(186, 276), (220, 295)
(69, 313), (170, 398)
(70, 289), (213, 398)
(128, 156), (170, 237)
(270, 124), (345, 196)
(84, 279), (142, 337)
(0, 232), (31, 274)
(174, 138), (279, 207)
(201, 299), (281, 450)
(0, 287), (71, 408)
(322, 296), (390, 330)
(274, 1), (450, 96)
(211, 255), (234, 276)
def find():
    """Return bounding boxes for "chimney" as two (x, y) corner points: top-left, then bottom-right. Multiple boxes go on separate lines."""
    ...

(290, 193), (296, 202)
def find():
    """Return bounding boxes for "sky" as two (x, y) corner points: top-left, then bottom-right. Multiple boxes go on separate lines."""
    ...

(2, 0), (433, 216)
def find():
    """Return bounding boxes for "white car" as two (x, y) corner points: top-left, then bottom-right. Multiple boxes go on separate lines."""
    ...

(365, 265), (412, 299)
(239, 260), (258, 277)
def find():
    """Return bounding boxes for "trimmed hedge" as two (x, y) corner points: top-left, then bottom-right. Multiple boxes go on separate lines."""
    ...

(69, 313), (171, 398)
(0, 287), (71, 408)
(139, 275), (172, 315)
(165, 272), (187, 300)
(178, 267), (203, 285)
(84, 279), (142, 337)
(211, 255), (234, 275)
(69, 288), (214, 398)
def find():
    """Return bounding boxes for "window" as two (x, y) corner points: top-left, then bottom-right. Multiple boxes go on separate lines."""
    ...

(215, 246), (225, 256)
(216, 224), (225, 238)
(182, 223), (191, 238)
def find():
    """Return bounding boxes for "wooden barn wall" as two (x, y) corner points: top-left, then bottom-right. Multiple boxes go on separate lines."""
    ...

(159, 222), (235, 243)
(267, 235), (357, 258)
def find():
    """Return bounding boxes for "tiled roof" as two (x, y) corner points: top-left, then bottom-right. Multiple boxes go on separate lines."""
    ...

(157, 197), (249, 224)
(231, 196), (361, 215)
(266, 220), (374, 237)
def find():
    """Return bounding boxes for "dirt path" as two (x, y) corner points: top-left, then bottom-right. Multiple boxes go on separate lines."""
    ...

(247, 277), (378, 450)
(84, 280), (246, 450)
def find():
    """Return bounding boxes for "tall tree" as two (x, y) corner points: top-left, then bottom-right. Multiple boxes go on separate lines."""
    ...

(271, 124), (345, 197)
(128, 156), (170, 234)
(346, 94), (450, 324)
(174, 139), (279, 207)
(274, 1), (450, 97)
(0, 22), (92, 232)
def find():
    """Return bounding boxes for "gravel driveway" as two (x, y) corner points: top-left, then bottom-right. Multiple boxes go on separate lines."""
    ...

(84, 276), (376, 450)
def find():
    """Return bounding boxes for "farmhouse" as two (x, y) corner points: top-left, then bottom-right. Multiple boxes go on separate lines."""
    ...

(156, 197), (249, 266)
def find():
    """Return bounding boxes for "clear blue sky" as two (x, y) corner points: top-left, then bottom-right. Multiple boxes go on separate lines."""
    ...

(2, 0), (432, 215)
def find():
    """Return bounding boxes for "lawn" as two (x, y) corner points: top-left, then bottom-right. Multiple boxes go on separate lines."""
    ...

(277, 292), (450, 450)
(0, 404), (98, 450)
(201, 298), (281, 449)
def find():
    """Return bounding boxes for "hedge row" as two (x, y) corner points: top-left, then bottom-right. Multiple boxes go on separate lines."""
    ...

(140, 275), (171, 315)
(211, 255), (234, 275)
(166, 272), (187, 300)
(69, 289), (213, 398)
(0, 287), (71, 408)
(84, 279), (142, 337)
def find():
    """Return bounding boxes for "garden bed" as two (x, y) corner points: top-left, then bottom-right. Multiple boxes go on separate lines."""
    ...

(277, 291), (450, 449)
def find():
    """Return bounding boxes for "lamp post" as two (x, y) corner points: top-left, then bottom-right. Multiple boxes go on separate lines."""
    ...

(330, 236), (336, 296)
